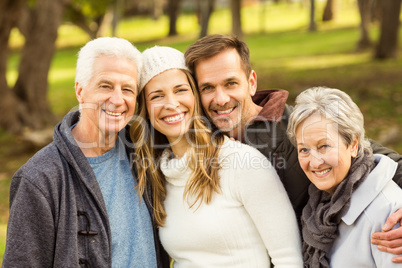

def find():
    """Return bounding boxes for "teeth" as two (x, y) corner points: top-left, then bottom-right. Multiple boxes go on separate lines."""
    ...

(216, 108), (234, 114)
(315, 168), (331, 175)
(105, 110), (122, 116)
(164, 113), (185, 122)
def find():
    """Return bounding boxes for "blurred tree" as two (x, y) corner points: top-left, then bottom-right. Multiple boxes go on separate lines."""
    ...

(375, 0), (402, 59)
(357, 0), (374, 50)
(65, 0), (115, 39)
(197, 0), (215, 38)
(309, 0), (316, 31)
(152, 0), (164, 20)
(168, 0), (182, 36)
(260, 0), (268, 33)
(322, 0), (335, 21)
(0, 0), (67, 134)
(231, 0), (243, 39)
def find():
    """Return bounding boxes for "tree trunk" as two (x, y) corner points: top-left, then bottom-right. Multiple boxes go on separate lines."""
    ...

(198, 0), (215, 38)
(322, 0), (335, 21)
(375, 0), (402, 59)
(13, 0), (66, 130)
(153, 0), (164, 20)
(309, 0), (316, 31)
(168, 0), (181, 36)
(356, 0), (373, 50)
(231, 0), (243, 40)
(0, 0), (27, 133)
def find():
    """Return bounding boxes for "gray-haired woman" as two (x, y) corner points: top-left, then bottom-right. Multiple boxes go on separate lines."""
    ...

(287, 86), (402, 267)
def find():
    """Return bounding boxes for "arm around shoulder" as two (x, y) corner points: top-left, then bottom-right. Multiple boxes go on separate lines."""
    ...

(370, 139), (402, 186)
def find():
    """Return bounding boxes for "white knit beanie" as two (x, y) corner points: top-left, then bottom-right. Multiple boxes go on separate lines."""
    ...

(139, 46), (189, 92)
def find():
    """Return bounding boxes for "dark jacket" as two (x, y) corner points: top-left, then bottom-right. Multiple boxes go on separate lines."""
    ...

(245, 89), (402, 224)
(3, 111), (169, 268)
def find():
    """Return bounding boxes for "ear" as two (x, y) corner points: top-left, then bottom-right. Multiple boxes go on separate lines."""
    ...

(350, 137), (359, 158)
(248, 70), (257, 96)
(75, 82), (84, 104)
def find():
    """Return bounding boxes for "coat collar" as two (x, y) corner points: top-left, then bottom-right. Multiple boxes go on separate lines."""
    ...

(342, 154), (398, 225)
(252, 89), (289, 123)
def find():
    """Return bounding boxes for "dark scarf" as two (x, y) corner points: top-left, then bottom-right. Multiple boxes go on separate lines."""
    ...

(302, 151), (375, 268)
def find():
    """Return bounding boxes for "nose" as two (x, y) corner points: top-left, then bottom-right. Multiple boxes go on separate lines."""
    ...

(309, 150), (325, 169)
(164, 94), (180, 110)
(110, 88), (124, 106)
(214, 87), (230, 106)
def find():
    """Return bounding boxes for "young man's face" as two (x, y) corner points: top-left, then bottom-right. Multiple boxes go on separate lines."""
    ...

(194, 48), (257, 135)
(75, 56), (138, 137)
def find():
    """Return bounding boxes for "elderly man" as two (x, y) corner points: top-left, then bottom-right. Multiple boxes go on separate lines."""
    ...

(185, 34), (402, 263)
(3, 37), (169, 267)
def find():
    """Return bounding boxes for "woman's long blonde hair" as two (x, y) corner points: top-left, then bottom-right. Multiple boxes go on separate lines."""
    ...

(130, 70), (225, 227)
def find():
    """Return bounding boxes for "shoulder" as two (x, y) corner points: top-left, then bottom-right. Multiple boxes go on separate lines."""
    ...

(363, 180), (402, 225)
(13, 142), (67, 187)
(218, 137), (274, 173)
(220, 137), (268, 159)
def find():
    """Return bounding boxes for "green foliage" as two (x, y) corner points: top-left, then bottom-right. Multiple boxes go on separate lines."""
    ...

(72, 0), (113, 17)
(0, 224), (5, 266)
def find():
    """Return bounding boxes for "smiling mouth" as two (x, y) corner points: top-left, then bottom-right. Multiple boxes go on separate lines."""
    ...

(104, 109), (124, 117)
(163, 113), (185, 123)
(313, 168), (331, 175)
(215, 107), (235, 115)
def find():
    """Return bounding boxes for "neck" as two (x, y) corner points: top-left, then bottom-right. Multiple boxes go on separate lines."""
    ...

(168, 137), (190, 158)
(72, 121), (118, 157)
(230, 103), (263, 141)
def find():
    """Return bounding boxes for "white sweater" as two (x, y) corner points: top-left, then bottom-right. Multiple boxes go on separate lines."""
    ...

(159, 137), (303, 268)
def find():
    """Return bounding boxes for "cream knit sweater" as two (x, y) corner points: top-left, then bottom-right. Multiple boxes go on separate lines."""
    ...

(159, 137), (303, 268)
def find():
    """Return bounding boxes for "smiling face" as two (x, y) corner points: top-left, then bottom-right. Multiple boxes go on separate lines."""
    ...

(144, 69), (195, 145)
(295, 113), (358, 194)
(75, 56), (138, 139)
(194, 48), (258, 138)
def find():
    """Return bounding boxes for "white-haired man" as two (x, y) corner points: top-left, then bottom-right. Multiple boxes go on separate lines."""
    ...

(4, 37), (169, 267)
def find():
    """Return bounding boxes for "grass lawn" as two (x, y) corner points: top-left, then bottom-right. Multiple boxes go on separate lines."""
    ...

(1, 0), (401, 263)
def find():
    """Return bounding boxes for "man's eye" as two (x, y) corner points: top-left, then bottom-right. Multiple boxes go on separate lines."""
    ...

(201, 86), (212, 92)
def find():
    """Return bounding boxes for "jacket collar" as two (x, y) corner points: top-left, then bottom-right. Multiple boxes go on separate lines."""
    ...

(342, 154), (398, 225)
(252, 89), (289, 122)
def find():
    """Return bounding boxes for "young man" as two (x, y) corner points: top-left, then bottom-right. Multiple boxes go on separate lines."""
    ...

(3, 37), (169, 267)
(185, 34), (402, 263)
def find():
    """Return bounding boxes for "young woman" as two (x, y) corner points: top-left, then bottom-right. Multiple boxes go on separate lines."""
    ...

(130, 46), (303, 267)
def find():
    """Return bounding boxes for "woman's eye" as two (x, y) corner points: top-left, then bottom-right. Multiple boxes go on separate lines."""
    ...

(298, 148), (311, 156)
(150, 95), (161, 100)
(177, 88), (188, 93)
(318, 145), (330, 153)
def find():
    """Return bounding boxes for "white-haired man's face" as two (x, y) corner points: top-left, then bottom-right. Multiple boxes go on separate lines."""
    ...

(75, 56), (138, 138)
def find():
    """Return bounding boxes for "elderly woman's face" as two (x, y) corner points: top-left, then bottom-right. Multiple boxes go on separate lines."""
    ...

(295, 113), (358, 194)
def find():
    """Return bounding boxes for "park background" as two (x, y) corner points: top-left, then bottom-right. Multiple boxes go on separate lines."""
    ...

(0, 0), (401, 264)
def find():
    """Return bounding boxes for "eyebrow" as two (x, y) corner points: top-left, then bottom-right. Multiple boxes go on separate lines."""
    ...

(147, 84), (190, 96)
(198, 76), (238, 88)
(98, 79), (136, 89)
(297, 138), (328, 147)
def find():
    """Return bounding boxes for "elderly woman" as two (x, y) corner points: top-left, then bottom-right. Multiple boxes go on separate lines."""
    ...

(287, 86), (402, 267)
